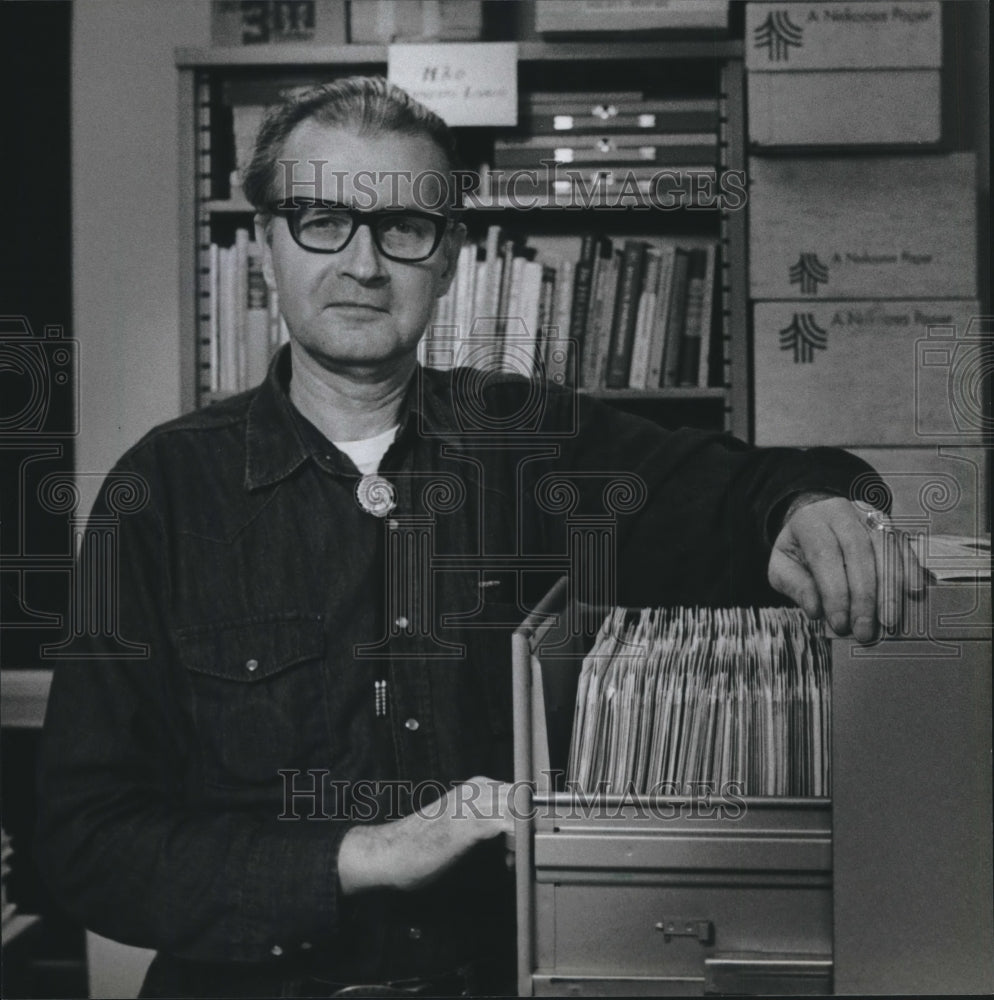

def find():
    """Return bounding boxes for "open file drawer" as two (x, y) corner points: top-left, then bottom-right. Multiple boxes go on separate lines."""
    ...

(511, 577), (993, 996)
(511, 579), (833, 996)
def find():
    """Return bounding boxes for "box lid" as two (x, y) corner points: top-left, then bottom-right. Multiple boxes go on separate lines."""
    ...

(746, 2), (941, 71)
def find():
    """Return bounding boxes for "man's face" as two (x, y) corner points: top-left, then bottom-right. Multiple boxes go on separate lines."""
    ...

(257, 123), (463, 373)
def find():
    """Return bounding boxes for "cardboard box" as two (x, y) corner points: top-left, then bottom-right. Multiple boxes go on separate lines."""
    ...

(748, 154), (976, 300)
(535, 0), (729, 32)
(748, 68), (941, 146)
(348, 0), (481, 42)
(745, 2), (941, 71)
(752, 299), (982, 447)
(746, 2), (941, 146)
(211, 1), (346, 45)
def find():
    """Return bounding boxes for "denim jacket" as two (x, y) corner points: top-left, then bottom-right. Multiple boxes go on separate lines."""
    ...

(36, 348), (880, 997)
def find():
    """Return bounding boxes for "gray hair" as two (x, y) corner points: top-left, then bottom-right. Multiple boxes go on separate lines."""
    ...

(241, 75), (462, 211)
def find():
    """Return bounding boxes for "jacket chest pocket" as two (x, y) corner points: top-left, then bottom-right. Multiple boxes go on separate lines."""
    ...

(175, 614), (329, 790)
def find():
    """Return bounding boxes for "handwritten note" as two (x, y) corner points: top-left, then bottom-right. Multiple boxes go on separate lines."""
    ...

(388, 43), (518, 126)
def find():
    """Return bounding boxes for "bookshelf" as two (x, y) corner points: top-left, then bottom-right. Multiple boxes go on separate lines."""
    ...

(175, 40), (749, 437)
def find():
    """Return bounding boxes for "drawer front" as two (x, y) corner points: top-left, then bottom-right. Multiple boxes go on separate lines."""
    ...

(533, 973), (705, 996)
(536, 880), (831, 978)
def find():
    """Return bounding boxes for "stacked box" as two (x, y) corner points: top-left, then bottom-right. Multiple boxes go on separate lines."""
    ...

(745, 1), (942, 146)
(748, 151), (981, 537)
(348, 0), (481, 42)
(211, 0), (346, 45)
(748, 154), (975, 301)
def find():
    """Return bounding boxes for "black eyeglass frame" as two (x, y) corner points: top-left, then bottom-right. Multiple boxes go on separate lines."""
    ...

(266, 200), (453, 263)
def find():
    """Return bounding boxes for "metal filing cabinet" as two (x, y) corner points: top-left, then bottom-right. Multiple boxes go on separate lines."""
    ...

(512, 578), (992, 995)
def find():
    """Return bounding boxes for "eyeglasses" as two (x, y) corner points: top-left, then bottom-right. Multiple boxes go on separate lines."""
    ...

(268, 201), (451, 262)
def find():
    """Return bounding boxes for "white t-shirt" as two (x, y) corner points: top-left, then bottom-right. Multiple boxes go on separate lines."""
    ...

(331, 425), (399, 475)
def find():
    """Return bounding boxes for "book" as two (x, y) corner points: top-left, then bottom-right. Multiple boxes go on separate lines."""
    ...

(245, 240), (271, 387)
(267, 287), (284, 352)
(697, 244), (717, 387)
(659, 247), (690, 386)
(590, 249), (622, 390)
(455, 242), (478, 366)
(518, 90), (645, 111)
(676, 248), (708, 386)
(493, 134), (718, 169)
(481, 224), (503, 321)
(579, 237), (612, 387)
(579, 236), (604, 385)
(644, 245), (676, 388)
(627, 246), (663, 388)
(436, 271), (455, 329)
(520, 104), (719, 135)
(218, 245), (238, 392)
(520, 97), (718, 117)
(604, 240), (649, 388)
(534, 263), (557, 377)
(503, 254), (527, 371)
(515, 258), (545, 376)
(208, 243), (220, 392)
(567, 234), (599, 386)
(546, 258), (575, 386)
(473, 245), (488, 326)
(491, 235), (520, 368)
(233, 228), (250, 389)
(229, 104), (265, 196)
(432, 247), (460, 368)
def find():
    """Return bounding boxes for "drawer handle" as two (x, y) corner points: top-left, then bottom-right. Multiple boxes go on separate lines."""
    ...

(655, 918), (714, 944)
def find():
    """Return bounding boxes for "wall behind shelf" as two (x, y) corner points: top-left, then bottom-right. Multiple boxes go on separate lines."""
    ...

(72, 1), (210, 518)
(71, 10), (214, 986)
(71, 8), (211, 980)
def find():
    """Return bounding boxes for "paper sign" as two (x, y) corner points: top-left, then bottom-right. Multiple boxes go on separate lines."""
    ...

(388, 43), (518, 126)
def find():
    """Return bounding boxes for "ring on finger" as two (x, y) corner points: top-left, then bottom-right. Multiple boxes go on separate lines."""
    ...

(863, 508), (889, 532)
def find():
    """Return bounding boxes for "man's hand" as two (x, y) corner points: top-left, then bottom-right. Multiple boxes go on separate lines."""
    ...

(768, 496), (928, 643)
(337, 777), (514, 895)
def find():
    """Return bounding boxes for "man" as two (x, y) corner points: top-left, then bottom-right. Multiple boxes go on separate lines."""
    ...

(38, 78), (924, 998)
